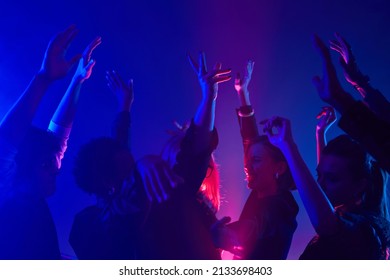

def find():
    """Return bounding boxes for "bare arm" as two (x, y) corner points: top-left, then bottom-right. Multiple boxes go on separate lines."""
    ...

(0, 25), (81, 147)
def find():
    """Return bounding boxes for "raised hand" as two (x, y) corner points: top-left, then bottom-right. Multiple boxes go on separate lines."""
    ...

(74, 36), (101, 82)
(39, 25), (82, 81)
(261, 116), (294, 149)
(234, 60), (254, 93)
(106, 70), (134, 112)
(187, 52), (231, 100)
(329, 33), (369, 91)
(136, 155), (184, 203)
(316, 106), (337, 133)
(312, 34), (354, 114)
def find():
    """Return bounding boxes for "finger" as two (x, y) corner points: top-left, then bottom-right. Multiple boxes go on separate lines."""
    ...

(63, 26), (79, 51)
(235, 72), (241, 85)
(112, 70), (126, 88)
(163, 166), (184, 189)
(150, 168), (169, 202)
(85, 59), (96, 72)
(259, 119), (269, 125)
(312, 34), (331, 62)
(219, 216), (231, 225)
(334, 32), (351, 50)
(127, 79), (134, 94)
(106, 71), (119, 89)
(187, 52), (198, 74)
(213, 62), (222, 70)
(69, 54), (82, 68)
(142, 175), (154, 202)
(214, 68), (232, 76)
(199, 51), (207, 75)
(215, 76), (231, 84)
(329, 40), (342, 54)
(84, 36), (102, 61)
(247, 60), (254, 76)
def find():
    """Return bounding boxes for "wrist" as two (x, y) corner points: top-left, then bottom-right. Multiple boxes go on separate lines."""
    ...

(36, 71), (55, 85)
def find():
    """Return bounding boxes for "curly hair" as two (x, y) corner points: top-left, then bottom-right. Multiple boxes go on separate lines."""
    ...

(73, 137), (125, 197)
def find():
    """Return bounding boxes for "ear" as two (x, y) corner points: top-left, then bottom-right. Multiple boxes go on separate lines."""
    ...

(276, 161), (288, 176)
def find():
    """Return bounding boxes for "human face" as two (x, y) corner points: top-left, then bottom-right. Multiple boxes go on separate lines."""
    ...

(316, 154), (362, 207)
(245, 142), (280, 194)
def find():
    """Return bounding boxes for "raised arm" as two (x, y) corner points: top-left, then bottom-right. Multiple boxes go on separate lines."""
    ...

(234, 61), (259, 142)
(313, 34), (390, 173)
(49, 36), (101, 166)
(263, 117), (339, 236)
(188, 52), (231, 132)
(330, 33), (390, 122)
(50, 36), (101, 133)
(106, 70), (134, 149)
(0, 25), (81, 147)
(315, 106), (336, 163)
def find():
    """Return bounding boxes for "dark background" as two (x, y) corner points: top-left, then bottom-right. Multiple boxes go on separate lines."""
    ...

(1, 0), (389, 259)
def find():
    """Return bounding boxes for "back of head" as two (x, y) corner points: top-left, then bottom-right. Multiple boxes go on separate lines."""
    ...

(73, 137), (124, 197)
(161, 129), (221, 211)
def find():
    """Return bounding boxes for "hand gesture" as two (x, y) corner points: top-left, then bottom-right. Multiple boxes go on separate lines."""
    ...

(312, 34), (353, 112)
(316, 106), (337, 133)
(210, 217), (243, 255)
(136, 155), (184, 203)
(329, 33), (369, 90)
(188, 52), (231, 100)
(39, 25), (82, 81)
(106, 70), (134, 111)
(74, 36), (101, 82)
(234, 60), (254, 93)
(261, 116), (294, 149)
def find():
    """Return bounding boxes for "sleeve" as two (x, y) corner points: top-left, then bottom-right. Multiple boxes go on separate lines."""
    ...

(174, 121), (219, 195)
(111, 111), (131, 149)
(338, 101), (390, 173)
(236, 105), (260, 169)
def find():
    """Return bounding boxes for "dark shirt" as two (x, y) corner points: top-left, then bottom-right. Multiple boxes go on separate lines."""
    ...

(231, 191), (298, 259)
(300, 211), (389, 260)
(137, 122), (220, 260)
(0, 193), (61, 259)
(235, 105), (298, 259)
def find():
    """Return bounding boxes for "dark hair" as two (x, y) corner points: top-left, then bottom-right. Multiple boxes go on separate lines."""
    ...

(73, 137), (124, 197)
(246, 135), (295, 191)
(322, 134), (389, 219)
(15, 126), (61, 180)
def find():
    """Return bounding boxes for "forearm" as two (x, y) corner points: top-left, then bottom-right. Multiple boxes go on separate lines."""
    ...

(0, 73), (52, 146)
(280, 141), (339, 235)
(50, 77), (83, 129)
(237, 89), (251, 107)
(315, 129), (326, 164)
(194, 96), (216, 132)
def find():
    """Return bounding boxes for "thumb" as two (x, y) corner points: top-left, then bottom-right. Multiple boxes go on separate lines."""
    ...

(70, 54), (82, 67)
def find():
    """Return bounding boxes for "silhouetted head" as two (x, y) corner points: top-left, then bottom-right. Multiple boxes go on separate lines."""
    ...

(318, 134), (388, 217)
(161, 131), (220, 212)
(73, 137), (134, 198)
(244, 135), (295, 196)
(15, 127), (61, 197)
